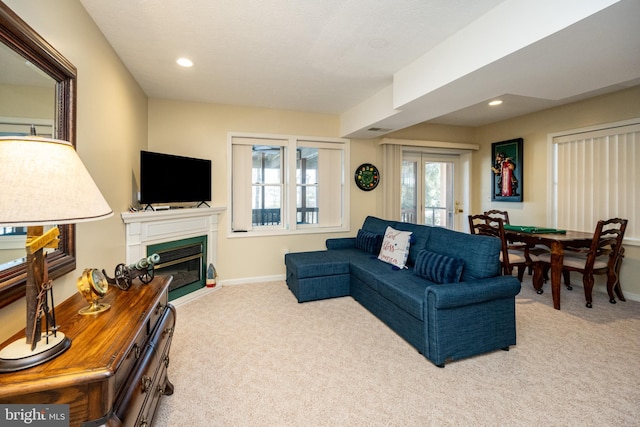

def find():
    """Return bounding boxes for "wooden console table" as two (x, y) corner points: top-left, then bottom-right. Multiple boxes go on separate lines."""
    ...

(0, 275), (176, 426)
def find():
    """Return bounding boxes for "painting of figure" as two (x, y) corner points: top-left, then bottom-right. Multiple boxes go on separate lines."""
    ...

(491, 138), (523, 202)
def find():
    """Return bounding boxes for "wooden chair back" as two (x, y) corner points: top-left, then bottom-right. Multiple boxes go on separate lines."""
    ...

(555, 217), (628, 307)
(484, 210), (510, 225)
(585, 218), (628, 273)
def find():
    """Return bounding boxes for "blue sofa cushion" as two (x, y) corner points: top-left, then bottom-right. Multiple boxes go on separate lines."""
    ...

(414, 249), (464, 284)
(284, 251), (350, 279)
(392, 221), (431, 266)
(361, 215), (393, 236)
(425, 227), (501, 281)
(347, 250), (398, 294)
(376, 269), (433, 320)
(355, 229), (382, 254)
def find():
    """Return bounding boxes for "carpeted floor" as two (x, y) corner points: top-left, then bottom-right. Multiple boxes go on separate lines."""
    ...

(154, 276), (640, 426)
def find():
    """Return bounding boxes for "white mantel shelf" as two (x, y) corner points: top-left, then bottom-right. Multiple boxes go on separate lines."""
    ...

(121, 206), (226, 267)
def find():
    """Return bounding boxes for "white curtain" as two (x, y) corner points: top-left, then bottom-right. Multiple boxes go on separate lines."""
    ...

(231, 144), (253, 231)
(382, 143), (402, 220)
(316, 148), (343, 227)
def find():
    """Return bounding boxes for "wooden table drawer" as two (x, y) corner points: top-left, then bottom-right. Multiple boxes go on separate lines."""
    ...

(115, 305), (175, 426)
(147, 287), (169, 335)
(115, 327), (147, 396)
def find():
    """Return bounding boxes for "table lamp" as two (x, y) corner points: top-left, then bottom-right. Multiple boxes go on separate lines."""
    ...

(0, 136), (113, 372)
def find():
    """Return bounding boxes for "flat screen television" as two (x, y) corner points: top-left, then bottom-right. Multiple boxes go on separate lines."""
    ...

(139, 150), (211, 205)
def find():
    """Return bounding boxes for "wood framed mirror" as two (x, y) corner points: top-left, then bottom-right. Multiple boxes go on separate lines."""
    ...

(0, 2), (77, 309)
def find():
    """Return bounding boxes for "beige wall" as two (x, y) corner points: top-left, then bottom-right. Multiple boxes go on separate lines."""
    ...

(384, 86), (640, 299)
(146, 101), (482, 283)
(149, 87), (639, 299)
(471, 86), (640, 300)
(1, 0), (638, 343)
(0, 0), (148, 342)
(147, 100), (380, 281)
(0, 84), (54, 119)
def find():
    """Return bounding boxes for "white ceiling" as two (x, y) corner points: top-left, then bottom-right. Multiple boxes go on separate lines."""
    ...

(78, 0), (640, 138)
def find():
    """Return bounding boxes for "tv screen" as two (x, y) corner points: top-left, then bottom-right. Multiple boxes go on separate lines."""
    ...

(139, 150), (211, 205)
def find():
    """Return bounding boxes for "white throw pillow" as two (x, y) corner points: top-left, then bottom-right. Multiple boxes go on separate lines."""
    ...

(378, 226), (412, 269)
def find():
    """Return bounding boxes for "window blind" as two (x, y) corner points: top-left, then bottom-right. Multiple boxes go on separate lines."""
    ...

(553, 122), (639, 241)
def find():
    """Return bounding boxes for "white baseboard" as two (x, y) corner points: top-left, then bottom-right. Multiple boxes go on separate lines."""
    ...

(218, 274), (285, 286)
(171, 284), (222, 307)
(544, 282), (639, 303)
(594, 284), (639, 302)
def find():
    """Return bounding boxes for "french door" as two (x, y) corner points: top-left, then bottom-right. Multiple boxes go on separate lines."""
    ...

(401, 151), (466, 230)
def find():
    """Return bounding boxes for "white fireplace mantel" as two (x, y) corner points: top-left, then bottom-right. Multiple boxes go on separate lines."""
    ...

(121, 207), (226, 268)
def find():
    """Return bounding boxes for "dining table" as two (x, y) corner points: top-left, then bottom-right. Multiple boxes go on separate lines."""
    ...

(502, 225), (594, 310)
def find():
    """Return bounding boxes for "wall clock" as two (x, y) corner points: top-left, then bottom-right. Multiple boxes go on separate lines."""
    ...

(354, 163), (380, 191)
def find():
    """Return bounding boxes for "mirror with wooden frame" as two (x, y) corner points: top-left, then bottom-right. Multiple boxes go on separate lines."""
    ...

(0, 2), (77, 309)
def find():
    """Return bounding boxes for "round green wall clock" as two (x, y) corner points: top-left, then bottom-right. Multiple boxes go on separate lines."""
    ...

(354, 163), (380, 191)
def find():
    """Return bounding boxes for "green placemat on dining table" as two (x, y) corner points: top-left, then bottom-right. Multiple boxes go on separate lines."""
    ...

(503, 224), (567, 234)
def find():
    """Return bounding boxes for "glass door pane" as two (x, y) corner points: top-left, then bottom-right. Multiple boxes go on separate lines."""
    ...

(401, 151), (460, 230)
(424, 160), (454, 228)
(401, 159), (418, 223)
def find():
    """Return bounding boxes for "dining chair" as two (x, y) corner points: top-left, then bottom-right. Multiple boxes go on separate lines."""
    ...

(469, 214), (527, 281)
(536, 218), (628, 308)
(484, 210), (548, 275)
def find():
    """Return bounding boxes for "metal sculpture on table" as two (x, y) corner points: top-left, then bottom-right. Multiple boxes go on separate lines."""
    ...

(103, 253), (160, 290)
(31, 280), (57, 350)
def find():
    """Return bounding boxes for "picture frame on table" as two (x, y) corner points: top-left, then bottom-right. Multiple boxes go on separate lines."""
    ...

(491, 138), (523, 202)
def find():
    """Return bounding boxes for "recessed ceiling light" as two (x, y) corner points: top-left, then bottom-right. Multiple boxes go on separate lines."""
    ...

(488, 100), (503, 106)
(177, 57), (193, 67)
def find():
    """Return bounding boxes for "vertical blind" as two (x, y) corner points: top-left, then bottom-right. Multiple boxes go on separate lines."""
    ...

(553, 122), (639, 240)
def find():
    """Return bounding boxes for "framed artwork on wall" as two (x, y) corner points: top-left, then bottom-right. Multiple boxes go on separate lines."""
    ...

(491, 138), (523, 202)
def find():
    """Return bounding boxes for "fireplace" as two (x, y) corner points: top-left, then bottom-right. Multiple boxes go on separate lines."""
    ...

(121, 207), (225, 302)
(147, 235), (206, 299)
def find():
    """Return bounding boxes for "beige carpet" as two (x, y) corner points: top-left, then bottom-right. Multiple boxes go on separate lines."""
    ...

(154, 277), (640, 426)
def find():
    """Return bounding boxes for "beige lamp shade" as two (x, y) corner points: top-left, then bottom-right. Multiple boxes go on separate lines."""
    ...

(0, 136), (113, 226)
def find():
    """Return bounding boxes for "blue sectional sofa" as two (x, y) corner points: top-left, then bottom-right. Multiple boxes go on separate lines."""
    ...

(284, 216), (521, 367)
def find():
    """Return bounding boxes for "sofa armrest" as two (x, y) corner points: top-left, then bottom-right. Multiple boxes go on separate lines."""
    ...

(326, 237), (356, 250)
(425, 276), (521, 310)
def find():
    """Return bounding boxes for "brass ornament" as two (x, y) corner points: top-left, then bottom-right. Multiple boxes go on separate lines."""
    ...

(77, 268), (110, 315)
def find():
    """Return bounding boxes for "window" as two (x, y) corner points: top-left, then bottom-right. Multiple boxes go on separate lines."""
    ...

(229, 133), (349, 235)
(251, 145), (283, 226)
(297, 147), (319, 225)
(550, 120), (639, 243)
(0, 227), (27, 236)
(0, 227), (28, 253)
